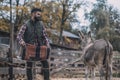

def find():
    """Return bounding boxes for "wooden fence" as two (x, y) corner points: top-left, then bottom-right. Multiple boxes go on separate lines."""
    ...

(0, 45), (120, 79)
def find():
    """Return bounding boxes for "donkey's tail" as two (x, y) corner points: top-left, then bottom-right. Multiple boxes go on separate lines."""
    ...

(103, 40), (110, 65)
(104, 40), (111, 80)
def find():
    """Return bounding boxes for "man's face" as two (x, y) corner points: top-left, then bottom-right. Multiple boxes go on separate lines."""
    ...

(34, 11), (42, 21)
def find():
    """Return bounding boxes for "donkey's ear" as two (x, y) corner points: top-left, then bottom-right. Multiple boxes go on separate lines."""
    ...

(78, 31), (85, 40)
(88, 31), (91, 37)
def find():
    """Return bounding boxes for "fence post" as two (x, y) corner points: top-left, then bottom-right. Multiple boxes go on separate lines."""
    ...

(8, 0), (14, 79)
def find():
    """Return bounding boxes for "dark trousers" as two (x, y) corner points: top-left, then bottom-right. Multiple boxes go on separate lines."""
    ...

(27, 60), (50, 80)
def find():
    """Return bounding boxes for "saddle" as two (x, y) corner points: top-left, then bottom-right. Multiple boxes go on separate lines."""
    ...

(25, 43), (50, 61)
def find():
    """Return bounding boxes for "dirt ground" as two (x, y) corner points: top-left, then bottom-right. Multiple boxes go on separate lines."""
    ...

(51, 78), (120, 80)
(36, 75), (120, 80)
(38, 78), (120, 80)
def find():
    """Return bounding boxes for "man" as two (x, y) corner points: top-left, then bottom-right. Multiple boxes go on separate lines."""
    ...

(17, 8), (50, 80)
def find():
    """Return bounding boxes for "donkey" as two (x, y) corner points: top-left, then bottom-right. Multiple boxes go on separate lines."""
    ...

(78, 31), (113, 80)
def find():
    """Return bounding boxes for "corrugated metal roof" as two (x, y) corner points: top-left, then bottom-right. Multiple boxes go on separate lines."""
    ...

(51, 30), (79, 39)
(62, 30), (79, 38)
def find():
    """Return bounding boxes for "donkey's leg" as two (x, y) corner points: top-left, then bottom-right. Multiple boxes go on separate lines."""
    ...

(108, 56), (113, 80)
(98, 65), (104, 80)
(85, 66), (89, 80)
(91, 67), (95, 80)
(107, 63), (112, 80)
(104, 57), (113, 80)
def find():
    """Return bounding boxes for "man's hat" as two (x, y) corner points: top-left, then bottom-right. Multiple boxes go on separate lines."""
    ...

(31, 8), (42, 13)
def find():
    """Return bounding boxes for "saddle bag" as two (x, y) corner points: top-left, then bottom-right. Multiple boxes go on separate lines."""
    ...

(25, 44), (50, 60)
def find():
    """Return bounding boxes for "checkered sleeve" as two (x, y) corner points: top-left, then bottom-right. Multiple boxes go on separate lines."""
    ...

(42, 27), (50, 46)
(17, 24), (27, 45)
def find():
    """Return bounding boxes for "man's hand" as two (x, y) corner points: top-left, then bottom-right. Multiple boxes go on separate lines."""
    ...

(20, 40), (26, 47)
(47, 43), (51, 48)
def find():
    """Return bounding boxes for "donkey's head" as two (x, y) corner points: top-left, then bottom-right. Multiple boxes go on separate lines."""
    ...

(78, 31), (93, 50)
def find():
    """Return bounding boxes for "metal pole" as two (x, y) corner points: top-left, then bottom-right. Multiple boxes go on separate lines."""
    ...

(8, 0), (14, 79)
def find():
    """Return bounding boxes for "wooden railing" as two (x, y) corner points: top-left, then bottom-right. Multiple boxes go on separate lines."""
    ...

(0, 45), (120, 79)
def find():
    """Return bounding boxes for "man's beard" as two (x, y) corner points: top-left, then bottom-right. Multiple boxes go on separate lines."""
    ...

(34, 16), (41, 21)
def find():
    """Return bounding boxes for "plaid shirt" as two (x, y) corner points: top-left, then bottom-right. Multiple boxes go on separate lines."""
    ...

(17, 23), (49, 46)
